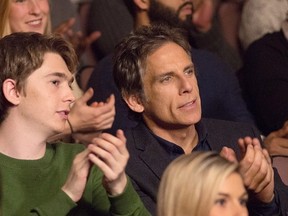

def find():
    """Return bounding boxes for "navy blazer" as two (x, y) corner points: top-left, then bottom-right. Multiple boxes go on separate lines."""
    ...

(124, 119), (288, 216)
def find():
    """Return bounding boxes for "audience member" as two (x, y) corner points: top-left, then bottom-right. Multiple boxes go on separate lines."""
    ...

(87, 0), (254, 134)
(239, 21), (288, 136)
(50, 0), (100, 90)
(216, 0), (246, 55)
(0, 0), (115, 144)
(239, 0), (288, 50)
(0, 32), (149, 215)
(113, 24), (288, 215)
(86, 0), (133, 61)
(158, 151), (248, 216)
(189, 0), (243, 70)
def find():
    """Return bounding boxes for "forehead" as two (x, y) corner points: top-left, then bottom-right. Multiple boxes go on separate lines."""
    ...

(144, 42), (191, 73)
(28, 52), (72, 79)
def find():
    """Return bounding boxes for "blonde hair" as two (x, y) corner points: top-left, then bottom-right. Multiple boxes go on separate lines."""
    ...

(0, 0), (52, 38)
(157, 151), (239, 216)
(0, 0), (10, 37)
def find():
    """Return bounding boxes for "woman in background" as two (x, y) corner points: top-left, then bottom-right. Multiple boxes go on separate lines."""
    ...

(157, 151), (248, 216)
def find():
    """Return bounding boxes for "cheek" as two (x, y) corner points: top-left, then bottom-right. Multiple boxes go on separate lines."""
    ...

(9, 7), (23, 27)
(40, 1), (50, 14)
(209, 206), (227, 216)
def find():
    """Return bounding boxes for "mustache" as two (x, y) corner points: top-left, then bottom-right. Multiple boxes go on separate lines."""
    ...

(177, 1), (194, 14)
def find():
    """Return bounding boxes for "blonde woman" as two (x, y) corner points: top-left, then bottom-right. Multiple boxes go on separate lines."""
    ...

(157, 151), (248, 216)
(0, 0), (114, 144)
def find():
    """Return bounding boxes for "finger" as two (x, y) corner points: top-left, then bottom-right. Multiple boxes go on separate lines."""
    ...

(243, 145), (264, 186)
(251, 138), (262, 148)
(251, 152), (272, 193)
(54, 17), (76, 34)
(116, 130), (128, 155)
(88, 153), (120, 181)
(79, 88), (94, 104)
(238, 136), (254, 158)
(88, 141), (118, 165)
(88, 141), (126, 175)
(220, 146), (238, 163)
(106, 94), (115, 105)
(86, 31), (101, 45)
(239, 144), (254, 174)
(254, 163), (272, 193)
(71, 148), (92, 172)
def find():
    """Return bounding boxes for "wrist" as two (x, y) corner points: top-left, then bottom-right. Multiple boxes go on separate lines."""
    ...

(104, 173), (128, 196)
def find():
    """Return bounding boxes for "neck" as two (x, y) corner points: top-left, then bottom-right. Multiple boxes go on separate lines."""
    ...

(135, 12), (150, 29)
(0, 115), (48, 160)
(147, 122), (199, 154)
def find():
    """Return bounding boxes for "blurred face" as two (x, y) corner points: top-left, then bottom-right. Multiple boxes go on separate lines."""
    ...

(148, 0), (193, 28)
(18, 53), (75, 136)
(9, 0), (49, 34)
(139, 42), (201, 131)
(210, 173), (248, 216)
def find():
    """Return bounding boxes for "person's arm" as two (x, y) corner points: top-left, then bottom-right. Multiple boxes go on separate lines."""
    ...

(264, 121), (288, 156)
(48, 88), (115, 144)
(221, 137), (280, 215)
(60, 130), (150, 215)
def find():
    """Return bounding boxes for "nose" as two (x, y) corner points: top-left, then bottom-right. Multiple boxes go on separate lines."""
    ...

(179, 75), (193, 95)
(28, 0), (41, 14)
(64, 85), (76, 105)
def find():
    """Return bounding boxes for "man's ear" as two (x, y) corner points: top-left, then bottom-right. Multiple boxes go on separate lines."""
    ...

(2, 79), (21, 105)
(124, 94), (145, 113)
(134, 0), (149, 10)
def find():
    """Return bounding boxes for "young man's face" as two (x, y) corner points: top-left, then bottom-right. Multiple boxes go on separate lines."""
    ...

(148, 0), (193, 28)
(17, 52), (74, 135)
(139, 42), (201, 130)
(9, 0), (49, 34)
(210, 172), (248, 216)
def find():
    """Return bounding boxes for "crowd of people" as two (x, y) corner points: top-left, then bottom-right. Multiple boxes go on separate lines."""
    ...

(0, 0), (288, 215)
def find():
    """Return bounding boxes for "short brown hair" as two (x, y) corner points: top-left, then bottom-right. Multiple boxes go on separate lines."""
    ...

(0, 32), (78, 123)
(113, 24), (191, 99)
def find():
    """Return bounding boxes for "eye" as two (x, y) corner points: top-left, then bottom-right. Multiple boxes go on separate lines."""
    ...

(185, 68), (195, 76)
(160, 75), (172, 83)
(51, 80), (60, 86)
(215, 198), (227, 206)
(239, 198), (248, 206)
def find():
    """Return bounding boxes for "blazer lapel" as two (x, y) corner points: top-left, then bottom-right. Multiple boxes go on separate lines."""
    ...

(132, 123), (173, 179)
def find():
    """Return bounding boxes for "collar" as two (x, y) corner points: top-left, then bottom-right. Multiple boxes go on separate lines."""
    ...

(148, 120), (210, 157)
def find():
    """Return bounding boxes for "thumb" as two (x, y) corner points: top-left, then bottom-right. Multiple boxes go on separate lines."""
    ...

(220, 146), (238, 163)
(79, 88), (94, 104)
(86, 31), (101, 45)
(116, 129), (126, 143)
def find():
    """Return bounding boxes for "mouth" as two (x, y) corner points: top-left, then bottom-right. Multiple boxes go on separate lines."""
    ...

(178, 99), (197, 109)
(26, 18), (42, 26)
(57, 110), (70, 120)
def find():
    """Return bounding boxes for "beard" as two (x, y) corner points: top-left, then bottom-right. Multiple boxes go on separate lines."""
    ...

(148, 0), (193, 30)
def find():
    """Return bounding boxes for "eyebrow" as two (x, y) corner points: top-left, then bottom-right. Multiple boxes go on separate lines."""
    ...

(218, 191), (248, 198)
(155, 64), (195, 79)
(45, 72), (74, 83)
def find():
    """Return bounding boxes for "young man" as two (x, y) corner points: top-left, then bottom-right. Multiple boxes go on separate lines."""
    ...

(113, 24), (288, 215)
(0, 32), (150, 216)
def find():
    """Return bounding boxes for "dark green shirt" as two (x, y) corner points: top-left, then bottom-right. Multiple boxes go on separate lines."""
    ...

(0, 142), (150, 216)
